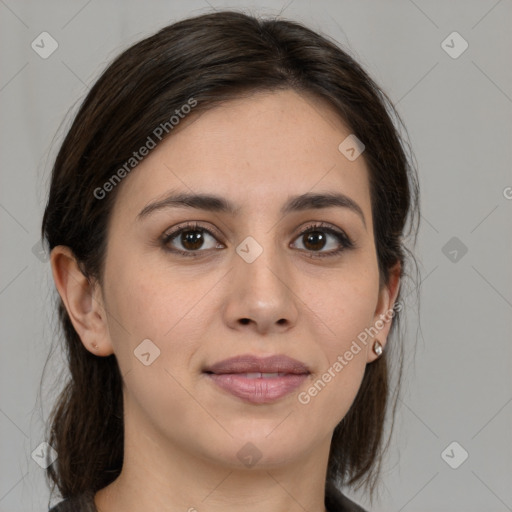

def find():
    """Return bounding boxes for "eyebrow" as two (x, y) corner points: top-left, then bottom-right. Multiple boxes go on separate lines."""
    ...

(137, 190), (366, 228)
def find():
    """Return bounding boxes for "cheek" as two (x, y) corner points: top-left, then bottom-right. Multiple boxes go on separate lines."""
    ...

(291, 268), (378, 414)
(102, 252), (237, 390)
(101, 257), (205, 369)
(306, 268), (379, 352)
(297, 284), (374, 423)
(101, 268), (211, 423)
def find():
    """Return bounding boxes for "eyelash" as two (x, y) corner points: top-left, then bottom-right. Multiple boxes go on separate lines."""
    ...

(161, 221), (355, 259)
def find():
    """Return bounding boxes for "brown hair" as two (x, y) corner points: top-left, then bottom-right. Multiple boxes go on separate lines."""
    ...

(41, 10), (419, 505)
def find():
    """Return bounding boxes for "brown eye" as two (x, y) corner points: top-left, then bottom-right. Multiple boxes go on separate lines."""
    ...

(291, 223), (354, 258)
(301, 231), (328, 251)
(179, 230), (207, 251)
(162, 222), (224, 256)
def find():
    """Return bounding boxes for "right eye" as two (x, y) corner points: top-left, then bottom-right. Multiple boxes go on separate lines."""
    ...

(162, 222), (225, 257)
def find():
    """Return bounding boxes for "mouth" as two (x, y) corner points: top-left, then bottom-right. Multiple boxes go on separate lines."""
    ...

(203, 354), (311, 404)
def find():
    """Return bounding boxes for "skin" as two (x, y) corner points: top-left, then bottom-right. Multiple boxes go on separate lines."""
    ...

(51, 89), (400, 512)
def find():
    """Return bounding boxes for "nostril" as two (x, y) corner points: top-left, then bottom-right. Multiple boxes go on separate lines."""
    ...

(240, 318), (250, 325)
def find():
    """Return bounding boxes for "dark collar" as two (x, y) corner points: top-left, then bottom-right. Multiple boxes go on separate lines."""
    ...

(325, 481), (368, 512)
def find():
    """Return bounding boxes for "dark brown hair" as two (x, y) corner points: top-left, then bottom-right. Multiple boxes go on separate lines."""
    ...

(41, 10), (419, 505)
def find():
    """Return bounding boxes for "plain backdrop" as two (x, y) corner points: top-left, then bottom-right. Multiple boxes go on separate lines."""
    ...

(0, 1), (511, 511)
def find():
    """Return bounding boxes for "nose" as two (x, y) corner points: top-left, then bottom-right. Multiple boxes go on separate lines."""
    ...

(222, 242), (300, 335)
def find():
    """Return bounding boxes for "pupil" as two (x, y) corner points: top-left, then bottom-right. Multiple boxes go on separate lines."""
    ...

(182, 230), (203, 250)
(304, 231), (325, 251)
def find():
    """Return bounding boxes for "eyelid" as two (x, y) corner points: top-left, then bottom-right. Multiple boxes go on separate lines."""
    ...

(162, 221), (223, 242)
(295, 221), (351, 239)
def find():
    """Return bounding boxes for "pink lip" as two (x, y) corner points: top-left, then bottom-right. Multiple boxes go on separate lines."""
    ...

(203, 354), (310, 404)
(204, 354), (310, 374)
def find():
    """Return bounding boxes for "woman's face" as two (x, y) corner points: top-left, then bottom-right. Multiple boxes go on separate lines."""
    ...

(91, 89), (399, 470)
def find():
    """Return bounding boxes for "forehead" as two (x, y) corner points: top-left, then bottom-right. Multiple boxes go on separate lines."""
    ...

(111, 89), (372, 223)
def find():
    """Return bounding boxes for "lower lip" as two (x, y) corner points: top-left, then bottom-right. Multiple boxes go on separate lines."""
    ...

(206, 373), (309, 404)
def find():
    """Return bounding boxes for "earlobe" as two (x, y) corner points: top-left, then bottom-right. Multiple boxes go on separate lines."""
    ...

(50, 246), (114, 356)
(367, 262), (401, 363)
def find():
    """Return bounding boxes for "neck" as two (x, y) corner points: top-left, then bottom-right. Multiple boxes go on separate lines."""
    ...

(94, 399), (330, 512)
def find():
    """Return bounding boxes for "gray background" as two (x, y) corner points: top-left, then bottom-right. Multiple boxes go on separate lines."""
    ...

(1, 0), (511, 511)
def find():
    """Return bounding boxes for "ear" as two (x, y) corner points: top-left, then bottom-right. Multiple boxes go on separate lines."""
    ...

(366, 261), (401, 363)
(50, 245), (114, 356)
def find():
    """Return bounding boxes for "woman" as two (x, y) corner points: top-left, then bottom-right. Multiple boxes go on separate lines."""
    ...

(42, 10), (419, 512)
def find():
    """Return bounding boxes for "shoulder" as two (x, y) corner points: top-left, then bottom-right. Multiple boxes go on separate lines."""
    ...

(325, 481), (368, 512)
(48, 490), (97, 512)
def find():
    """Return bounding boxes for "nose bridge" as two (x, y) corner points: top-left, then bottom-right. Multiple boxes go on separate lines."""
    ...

(236, 231), (288, 298)
(223, 229), (299, 332)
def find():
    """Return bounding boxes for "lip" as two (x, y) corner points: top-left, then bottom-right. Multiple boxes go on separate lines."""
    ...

(204, 354), (310, 374)
(203, 354), (310, 404)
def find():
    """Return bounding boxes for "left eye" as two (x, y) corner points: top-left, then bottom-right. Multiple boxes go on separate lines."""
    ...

(291, 225), (352, 256)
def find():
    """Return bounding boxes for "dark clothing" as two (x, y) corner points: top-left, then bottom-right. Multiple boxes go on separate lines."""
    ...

(49, 482), (367, 511)
(325, 481), (368, 511)
(49, 489), (96, 512)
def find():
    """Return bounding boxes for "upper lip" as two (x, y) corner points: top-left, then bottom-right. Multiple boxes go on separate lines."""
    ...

(204, 354), (310, 375)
